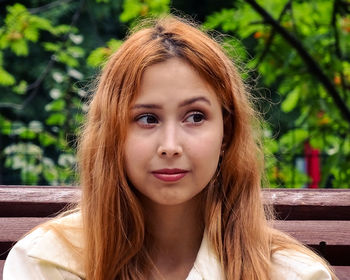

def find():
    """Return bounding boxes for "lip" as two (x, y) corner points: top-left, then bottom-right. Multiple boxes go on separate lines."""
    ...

(151, 168), (188, 182)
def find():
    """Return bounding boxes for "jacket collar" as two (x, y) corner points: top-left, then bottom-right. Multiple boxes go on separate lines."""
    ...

(27, 213), (223, 279)
(187, 233), (224, 279)
(27, 212), (85, 278)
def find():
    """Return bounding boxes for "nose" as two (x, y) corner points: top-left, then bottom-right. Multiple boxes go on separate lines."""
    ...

(157, 125), (183, 158)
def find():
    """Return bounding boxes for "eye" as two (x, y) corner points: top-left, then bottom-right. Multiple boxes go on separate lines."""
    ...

(184, 112), (206, 124)
(135, 114), (159, 127)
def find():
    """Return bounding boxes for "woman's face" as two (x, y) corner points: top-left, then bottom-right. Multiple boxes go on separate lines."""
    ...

(124, 58), (224, 207)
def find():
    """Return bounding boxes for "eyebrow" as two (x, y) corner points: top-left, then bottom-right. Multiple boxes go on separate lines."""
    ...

(132, 96), (211, 110)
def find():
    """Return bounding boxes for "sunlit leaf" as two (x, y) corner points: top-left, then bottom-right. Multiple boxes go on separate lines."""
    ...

(281, 88), (300, 113)
(0, 67), (15, 85)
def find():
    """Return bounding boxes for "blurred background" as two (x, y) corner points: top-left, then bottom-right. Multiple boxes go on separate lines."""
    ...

(0, 0), (349, 188)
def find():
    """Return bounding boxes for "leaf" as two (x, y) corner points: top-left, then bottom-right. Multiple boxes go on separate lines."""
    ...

(45, 99), (66, 111)
(19, 128), (36, 139)
(21, 168), (40, 185)
(281, 88), (300, 113)
(67, 46), (85, 58)
(10, 39), (29, 56)
(23, 26), (39, 42)
(107, 39), (123, 51)
(0, 116), (12, 135)
(120, 0), (143, 22)
(12, 80), (27, 95)
(0, 67), (15, 85)
(56, 51), (79, 67)
(279, 129), (309, 152)
(51, 24), (71, 36)
(30, 16), (53, 32)
(43, 42), (60, 52)
(87, 39), (123, 67)
(46, 113), (66, 126)
(87, 47), (110, 67)
(147, 0), (170, 15)
(204, 9), (238, 31)
(39, 132), (57, 147)
(309, 135), (323, 150)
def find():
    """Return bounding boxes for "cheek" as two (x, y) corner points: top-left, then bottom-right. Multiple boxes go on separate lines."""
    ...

(124, 135), (144, 172)
(125, 134), (150, 158)
(124, 133), (156, 181)
(188, 131), (222, 169)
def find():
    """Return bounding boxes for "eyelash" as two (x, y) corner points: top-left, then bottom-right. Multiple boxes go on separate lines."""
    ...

(134, 111), (206, 127)
(135, 114), (158, 127)
(184, 111), (206, 124)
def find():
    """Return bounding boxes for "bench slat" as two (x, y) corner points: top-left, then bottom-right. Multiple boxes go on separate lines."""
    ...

(263, 189), (350, 220)
(0, 186), (79, 203)
(263, 189), (350, 206)
(0, 186), (79, 217)
(2, 219), (348, 246)
(1, 218), (349, 265)
(0, 218), (50, 242)
(1, 187), (350, 220)
(273, 220), (350, 266)
(0, 186), (349, 276)
(0, 186), (350, 220)
(333, 266), (350, 280)
(272, 220), (350, 246)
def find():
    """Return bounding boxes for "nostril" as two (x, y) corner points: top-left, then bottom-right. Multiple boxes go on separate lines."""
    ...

(157, 144), (183, 157)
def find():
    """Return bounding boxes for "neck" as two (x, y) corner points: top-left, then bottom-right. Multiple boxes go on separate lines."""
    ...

(142, 195), (205, 276)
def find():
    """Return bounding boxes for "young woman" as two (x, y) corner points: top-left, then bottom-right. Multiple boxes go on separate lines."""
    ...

(4, 16), (337, 280)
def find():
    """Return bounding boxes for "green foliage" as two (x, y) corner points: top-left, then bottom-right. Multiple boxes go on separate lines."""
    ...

(87, 39), (123, 67)
(0, 0), (349, 188)
(204, 0), (350, 188)
(0, 67), (15, 86)
(281, 88), (300, 113)
(120, 0), (170, 22)
(0, 4), (54, 56)
(12, 80), (28, 94)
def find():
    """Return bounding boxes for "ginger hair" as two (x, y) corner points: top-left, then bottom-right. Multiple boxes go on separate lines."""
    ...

(76, 16), (337, 279)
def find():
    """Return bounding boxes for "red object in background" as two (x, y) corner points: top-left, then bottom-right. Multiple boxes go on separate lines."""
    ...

(304, 141), (320, 188)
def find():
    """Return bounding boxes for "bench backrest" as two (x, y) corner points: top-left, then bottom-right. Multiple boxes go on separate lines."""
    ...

(1, 186), (349, 279)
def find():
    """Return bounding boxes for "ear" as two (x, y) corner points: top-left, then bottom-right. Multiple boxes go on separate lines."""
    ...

(221, 142), (226, 156)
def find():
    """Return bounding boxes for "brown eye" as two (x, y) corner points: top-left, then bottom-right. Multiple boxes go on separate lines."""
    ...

(136, 114), (158, 126)
(185, 112), (205, 124)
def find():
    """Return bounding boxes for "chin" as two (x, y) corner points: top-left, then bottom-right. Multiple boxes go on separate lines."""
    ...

(152, 192), (204, 207)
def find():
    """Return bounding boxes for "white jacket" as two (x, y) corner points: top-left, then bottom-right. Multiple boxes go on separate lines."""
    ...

(3, 212), (332, 280)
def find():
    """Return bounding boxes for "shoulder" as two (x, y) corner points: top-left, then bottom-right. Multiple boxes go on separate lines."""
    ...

(3, 212), (84, 280)
(271, 249), (332, 280)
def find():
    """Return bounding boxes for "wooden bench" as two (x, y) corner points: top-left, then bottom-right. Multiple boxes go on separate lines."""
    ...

(0, 186), (349, 279)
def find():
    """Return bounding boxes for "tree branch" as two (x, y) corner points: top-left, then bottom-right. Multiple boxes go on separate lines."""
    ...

(28, 0), (73, 14)
(255, 0), (292, 68)
(246, 0), (350, 124)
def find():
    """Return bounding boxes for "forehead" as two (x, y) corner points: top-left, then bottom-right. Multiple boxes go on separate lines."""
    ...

(133, 58), (220, 106)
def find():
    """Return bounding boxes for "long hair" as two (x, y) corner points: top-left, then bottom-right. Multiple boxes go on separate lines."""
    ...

(77, 16), (336, 279)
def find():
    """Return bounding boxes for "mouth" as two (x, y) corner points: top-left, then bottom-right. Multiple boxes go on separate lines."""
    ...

(151, 168), (188, 182)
